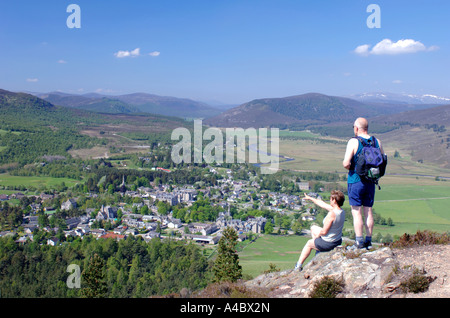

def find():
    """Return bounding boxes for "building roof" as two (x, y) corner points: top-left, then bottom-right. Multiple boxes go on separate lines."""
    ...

(100, 232), (126, 240)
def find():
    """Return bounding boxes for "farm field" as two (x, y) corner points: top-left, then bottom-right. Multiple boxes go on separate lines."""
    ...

(0, 173), (80, 190)
(370, 184), (450, 236)
(277, 137), (450, 179)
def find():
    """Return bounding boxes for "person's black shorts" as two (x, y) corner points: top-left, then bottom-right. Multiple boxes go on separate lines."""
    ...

(314, 237), (342, 252)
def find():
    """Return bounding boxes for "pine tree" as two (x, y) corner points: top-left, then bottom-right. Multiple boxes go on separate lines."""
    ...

(212, 227), (242, 283)
(81, 253), (107, 298)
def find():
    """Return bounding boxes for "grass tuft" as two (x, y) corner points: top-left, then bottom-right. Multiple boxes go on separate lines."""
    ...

(399, 267), (436, 294)
(309, 276), (345, 298)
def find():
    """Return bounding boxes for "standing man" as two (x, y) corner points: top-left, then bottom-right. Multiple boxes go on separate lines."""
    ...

(343, 117), (384, 249)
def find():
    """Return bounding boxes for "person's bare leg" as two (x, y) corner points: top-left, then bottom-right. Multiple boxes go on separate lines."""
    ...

(363, 206), (374, 237)
(297, 239), (317, 267)
(351, 205), (365, 246)
(351, 206), (364, 237)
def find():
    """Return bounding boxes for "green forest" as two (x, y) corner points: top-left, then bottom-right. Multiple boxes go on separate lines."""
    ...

(0, 234), (211, 298)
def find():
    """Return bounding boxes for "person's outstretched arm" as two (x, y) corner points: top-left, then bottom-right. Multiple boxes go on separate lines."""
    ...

(303, 194), (333, 212)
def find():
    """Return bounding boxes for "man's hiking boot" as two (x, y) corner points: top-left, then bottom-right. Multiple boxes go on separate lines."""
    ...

(346, 243), (365, 251)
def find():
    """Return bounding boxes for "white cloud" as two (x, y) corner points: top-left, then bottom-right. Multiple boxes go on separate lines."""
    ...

(354, 39), (439, 56)
(372, 39), (425, 55)
(57, 59), (67, 64)
(114, 48), (160, 58)
(354, 44), (370, 56)
(26, 78), (38, 82)
(392, 80), (403, 84)
(114, 48), (141, 58)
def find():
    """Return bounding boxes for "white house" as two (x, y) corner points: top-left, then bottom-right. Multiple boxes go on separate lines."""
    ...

(47, 237), (59, 246)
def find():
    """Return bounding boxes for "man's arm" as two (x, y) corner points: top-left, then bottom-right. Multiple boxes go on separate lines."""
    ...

(377, 138), (385, 154)
(343, 138), (358, 170)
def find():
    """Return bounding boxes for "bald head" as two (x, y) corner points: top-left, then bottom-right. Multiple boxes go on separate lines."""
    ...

(354, 117), (369, 132)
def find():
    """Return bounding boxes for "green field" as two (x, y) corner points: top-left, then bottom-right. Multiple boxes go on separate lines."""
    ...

(371, 184), (450, 236)
(0, 129), (21, 135)
(239, 235), (313, 278)
(0, 173), (80, 190)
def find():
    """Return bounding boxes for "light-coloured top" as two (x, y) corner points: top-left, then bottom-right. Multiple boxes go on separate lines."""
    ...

(321, 208), (345, 243)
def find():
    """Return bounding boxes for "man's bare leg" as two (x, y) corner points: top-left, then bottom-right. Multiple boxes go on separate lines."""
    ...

(363, 206), (373, 248)
(351, 205), (364, 247)
(363, 206), (374, 237)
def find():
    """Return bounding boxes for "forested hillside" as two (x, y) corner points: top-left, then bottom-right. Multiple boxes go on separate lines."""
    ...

(0, 90), (103, 165)
(0, 89), (191, 166)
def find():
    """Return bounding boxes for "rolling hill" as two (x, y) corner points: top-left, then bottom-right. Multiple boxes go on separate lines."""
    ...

(0, 89), (56, 113)
(204, 93), (379, 128)
(370, 103), (450, 168)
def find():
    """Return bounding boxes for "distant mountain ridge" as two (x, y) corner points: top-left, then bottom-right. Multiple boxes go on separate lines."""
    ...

(371, 102), (450, 127)
(205, 91), (450, 129)
(36, 92), (142, 114)
(349, 92), (450, 105)
(112, 92), (221, 118)
(32, 91), (222, 119)
(22, 89), (450, 130)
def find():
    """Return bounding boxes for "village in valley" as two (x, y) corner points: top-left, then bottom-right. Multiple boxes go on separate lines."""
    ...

(0, 166), (322, 247)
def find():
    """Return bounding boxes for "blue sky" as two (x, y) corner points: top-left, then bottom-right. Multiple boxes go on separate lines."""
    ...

(0, 0), (449, 104)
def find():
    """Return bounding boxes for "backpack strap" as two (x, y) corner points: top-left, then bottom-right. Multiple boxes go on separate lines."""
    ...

(354, 136), (377, 147)
(353, 136), (363, 143)
(370, 136), (378, 148)
(353, 136), (367, 147)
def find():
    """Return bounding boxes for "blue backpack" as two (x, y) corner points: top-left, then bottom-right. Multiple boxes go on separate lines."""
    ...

(354, 136), (387, 189)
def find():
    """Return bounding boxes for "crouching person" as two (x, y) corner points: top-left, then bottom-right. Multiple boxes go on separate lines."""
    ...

(294, 190), (346, 271)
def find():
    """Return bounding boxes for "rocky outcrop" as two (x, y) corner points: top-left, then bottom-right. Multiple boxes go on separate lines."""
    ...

(245, 246), (410, 298)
